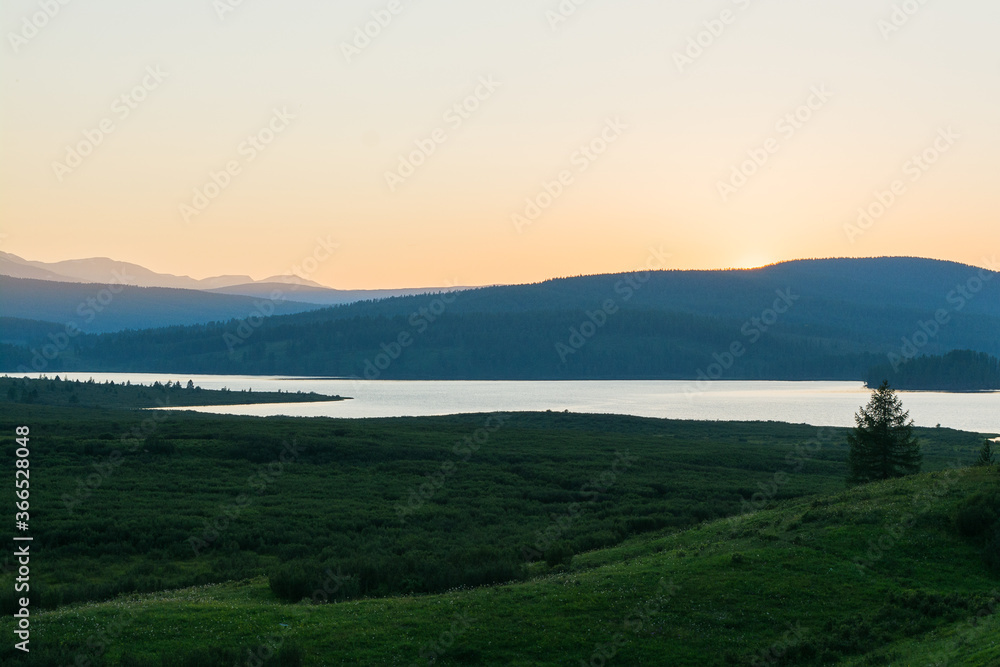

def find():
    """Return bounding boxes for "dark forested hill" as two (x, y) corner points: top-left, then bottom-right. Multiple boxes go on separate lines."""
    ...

(0, 276), (325, 333)
(866, 350), (1000, 391)
(1, 257), (997, 379)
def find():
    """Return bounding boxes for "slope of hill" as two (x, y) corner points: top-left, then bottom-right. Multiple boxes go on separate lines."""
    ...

(9, 256), (994, 380)
(0, 276), (326, 333)
(0, 317), (68, 345)
(206, 282), (467, 305)
(264, 256), (1000, 322)
(5, 462), (997, 665)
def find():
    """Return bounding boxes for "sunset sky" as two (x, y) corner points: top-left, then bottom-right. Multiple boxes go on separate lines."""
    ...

(2, 0), (998, 289)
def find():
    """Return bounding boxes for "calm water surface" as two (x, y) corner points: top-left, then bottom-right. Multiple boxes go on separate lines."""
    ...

(21, 373), (1000, 434)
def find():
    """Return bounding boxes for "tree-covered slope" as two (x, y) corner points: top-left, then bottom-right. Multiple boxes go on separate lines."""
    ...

(2, 257), (997, 379)
(0, 276), (324, 334)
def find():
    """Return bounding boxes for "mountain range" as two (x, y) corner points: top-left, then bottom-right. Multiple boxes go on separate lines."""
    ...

(2, 256), (996, 380)
(0, 250), (321, 290)
(0, 251), (463, 307)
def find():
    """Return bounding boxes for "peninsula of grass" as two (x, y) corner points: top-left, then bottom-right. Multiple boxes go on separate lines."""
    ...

(0, 375), (348, 408)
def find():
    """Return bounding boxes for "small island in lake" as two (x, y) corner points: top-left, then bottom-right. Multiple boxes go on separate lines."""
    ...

(865, 349), (1000, 391)
(0, 375), (349, 409)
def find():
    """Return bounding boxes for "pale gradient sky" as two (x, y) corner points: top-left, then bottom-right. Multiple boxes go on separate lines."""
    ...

(1, 0), (998, 288)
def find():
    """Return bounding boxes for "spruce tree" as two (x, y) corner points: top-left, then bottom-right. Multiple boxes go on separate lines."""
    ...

(847, 380), (922, 483)
(976, 440), (996, 467)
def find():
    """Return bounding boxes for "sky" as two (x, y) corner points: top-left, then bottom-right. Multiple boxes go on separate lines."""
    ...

(1, 0), (998, 289)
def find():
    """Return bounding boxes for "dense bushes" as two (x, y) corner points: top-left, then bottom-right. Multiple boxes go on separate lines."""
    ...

(543, 542), (575, 568)
(985, 527), (1000, 573)
(0, 402), (978, 618)
(268, 552), (526, 603)
(955, 492), (1000, 537)
(954, 491), (1000, 573)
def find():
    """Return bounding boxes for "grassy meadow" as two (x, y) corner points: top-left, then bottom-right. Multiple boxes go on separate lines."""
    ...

(0, 380), (996, 664)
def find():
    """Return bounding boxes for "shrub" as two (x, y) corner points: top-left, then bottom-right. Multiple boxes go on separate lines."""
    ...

(268, 561), (318, 602)
(984, 526), (1000, 574)
(954, 492), (1000, 539)
(544, 542), (574, 568)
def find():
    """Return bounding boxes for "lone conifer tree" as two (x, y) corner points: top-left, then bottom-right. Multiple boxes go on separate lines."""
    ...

(847, 380), (922, 484)
(976, 440), (996, 467)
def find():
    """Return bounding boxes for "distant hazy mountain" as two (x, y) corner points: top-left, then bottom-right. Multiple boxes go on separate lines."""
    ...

(207, 283), (468, 306)
(4, 257), (996, 380)
(0, 251), (466, 303)
(0, 251), (322, 290)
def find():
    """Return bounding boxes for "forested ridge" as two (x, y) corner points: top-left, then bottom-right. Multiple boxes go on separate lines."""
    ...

(866, 350), (1000, 391)
(2, 257), (997, 380)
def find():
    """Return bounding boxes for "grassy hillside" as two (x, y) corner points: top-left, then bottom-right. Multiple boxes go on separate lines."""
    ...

(4, 467), (997, 665)
(0, 405), (866, 613)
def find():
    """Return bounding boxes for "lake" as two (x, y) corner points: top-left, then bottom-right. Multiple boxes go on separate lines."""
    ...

(18, 372), (1000, 434)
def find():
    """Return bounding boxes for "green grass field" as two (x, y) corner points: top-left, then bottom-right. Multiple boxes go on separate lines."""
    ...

(5, 468), (998, 665)
(0, 380), (997, 665)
